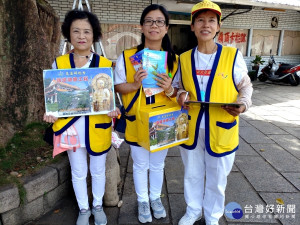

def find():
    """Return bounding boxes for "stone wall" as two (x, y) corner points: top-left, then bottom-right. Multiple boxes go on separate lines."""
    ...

(47, 0), (151, 23)
(0, 157), (72, 225)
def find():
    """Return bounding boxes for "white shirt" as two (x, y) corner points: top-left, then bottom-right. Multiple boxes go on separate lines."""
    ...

(172, 49), (249, 128)
(114, 54), (128, 85)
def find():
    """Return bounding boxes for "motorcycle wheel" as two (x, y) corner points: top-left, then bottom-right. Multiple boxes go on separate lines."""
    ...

(258, 73), (268, 82)
(288, 73), (300, 86)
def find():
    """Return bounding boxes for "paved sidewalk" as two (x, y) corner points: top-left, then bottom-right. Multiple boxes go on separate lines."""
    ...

(29, 81), (300, 225)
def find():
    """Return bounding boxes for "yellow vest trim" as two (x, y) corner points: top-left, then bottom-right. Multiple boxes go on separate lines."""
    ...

(122, 48), (179, 145)
(52, 53), (113, 155)
(180, 44), (239, 156)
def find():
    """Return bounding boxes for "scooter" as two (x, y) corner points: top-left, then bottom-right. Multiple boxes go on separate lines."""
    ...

(258, 55), (300, 86)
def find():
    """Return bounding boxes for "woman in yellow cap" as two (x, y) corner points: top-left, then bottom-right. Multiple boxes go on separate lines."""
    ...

(172, 0), (253, 224)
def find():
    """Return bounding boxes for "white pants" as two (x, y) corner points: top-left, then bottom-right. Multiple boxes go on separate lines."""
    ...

(180, 129), (235, 225)
(67, 147), (107, 210)
(130, 145), (168, 202)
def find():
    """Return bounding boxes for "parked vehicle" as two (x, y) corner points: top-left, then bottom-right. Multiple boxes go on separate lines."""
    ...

(258, 55), (300, 86)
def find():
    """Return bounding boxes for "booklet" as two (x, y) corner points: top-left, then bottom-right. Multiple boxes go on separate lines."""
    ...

(129, 49), (168, 97)
(129, 48), (147, 71)
(43, 67), (115, 117)
(142, 49), (168, 97)
(185, 101), (243, 108)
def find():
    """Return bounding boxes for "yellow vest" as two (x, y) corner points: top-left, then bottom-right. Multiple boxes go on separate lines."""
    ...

(122, 48), (179, 145)
(180, 44), (239, 156)
(52, 53), (113, 155)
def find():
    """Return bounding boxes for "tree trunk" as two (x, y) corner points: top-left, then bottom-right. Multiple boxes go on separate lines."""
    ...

(0, 0), (60, 147)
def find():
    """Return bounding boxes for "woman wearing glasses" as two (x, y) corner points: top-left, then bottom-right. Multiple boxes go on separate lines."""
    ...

(114, 4), (178, 224)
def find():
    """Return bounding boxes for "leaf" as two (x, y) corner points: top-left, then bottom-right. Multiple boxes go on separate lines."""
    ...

(260, 149), (265, 152)
(151, 64), (158, 70)
(151, 71), (158, 75)
(276, 198), (284, 205)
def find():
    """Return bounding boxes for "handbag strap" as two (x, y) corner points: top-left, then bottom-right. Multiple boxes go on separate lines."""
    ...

(124, 88), (141, 113)
(136, 87), (143, 122)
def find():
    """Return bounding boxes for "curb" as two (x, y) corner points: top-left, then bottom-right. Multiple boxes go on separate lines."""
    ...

(0, 156), (72, 225)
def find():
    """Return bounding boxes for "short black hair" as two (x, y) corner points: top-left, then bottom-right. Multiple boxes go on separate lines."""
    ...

(191, 9), (220, 25)
(61, 10), (102, 43)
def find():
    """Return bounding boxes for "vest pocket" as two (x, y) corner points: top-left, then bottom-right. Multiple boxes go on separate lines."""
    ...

(125, 117), (138, 142)
(215, 120), (237, 148)
(216, 120), (237, 129)
(95, 122), (111, 129)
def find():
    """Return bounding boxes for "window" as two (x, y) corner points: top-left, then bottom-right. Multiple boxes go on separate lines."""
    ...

(251, 30), (280, 56)
(216, 28), (248, 56)
(282, 30), (300, 55)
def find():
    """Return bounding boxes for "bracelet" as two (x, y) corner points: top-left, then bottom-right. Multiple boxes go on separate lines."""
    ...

(176, 89), (187, 102)
(165, 86), (174, 97)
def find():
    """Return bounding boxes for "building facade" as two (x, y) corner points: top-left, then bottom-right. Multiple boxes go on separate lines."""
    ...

(47, 0), (300, 70)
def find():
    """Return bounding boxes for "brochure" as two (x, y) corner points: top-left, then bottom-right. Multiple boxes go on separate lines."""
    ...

(185, 101), (243, 108)
(43, 67), (115, 117)
(129, 49), (168, 97)
(129, 48), (147, 71)
(148, 109), (189, 151)
(142, 49), (167, 97)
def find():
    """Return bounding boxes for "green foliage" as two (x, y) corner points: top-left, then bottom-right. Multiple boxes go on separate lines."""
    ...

(150, 139), (158, 146)
(46, 102), (58, 112)
(251, 55), (265, 65)
(157, 130), (166, 143)
(0, 122), (55, 186)
(168, 127), (175, 140)
(16, 179), (26, 205)
(151, 64), (158, 70)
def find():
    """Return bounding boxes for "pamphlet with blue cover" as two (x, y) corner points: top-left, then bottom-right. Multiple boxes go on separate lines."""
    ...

(43, 67), (115, 117)
(129, 49), (168, 97)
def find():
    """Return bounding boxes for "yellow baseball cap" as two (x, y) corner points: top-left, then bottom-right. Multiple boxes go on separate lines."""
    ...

(191, 0), (222, 22)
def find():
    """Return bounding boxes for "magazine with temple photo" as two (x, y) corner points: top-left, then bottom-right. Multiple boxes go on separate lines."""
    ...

(43, 67), (115, 117)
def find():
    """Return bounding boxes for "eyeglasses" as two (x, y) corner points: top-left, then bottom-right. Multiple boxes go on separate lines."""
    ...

(143, 19), (166, 27)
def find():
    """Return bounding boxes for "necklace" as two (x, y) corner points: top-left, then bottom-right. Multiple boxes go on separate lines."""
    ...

(196, 44), (217, 85)
(73, 52), (92, 59)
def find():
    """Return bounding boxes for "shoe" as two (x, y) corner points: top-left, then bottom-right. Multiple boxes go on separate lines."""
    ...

(138, 201), (152, 223)
(76, 208), (91, 225)
(205, 220), (219, 225)
(150, 198), (166, 219)
(178, 213), (201, 225)
(92, 205), (107, 225)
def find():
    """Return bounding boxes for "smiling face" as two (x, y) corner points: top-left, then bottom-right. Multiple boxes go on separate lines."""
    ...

(70, 19), (93, 54)
(141, 9), (168, 45)
(191, 10), (220, 43)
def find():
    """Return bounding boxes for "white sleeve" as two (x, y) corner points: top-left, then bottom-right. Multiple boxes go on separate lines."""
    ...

(114, 54), (127, 85)
(172, 63), (181, 89)
(234, 50), (248, 85)
(52, 60), (57, 69)
(234, 50), (253, 112)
